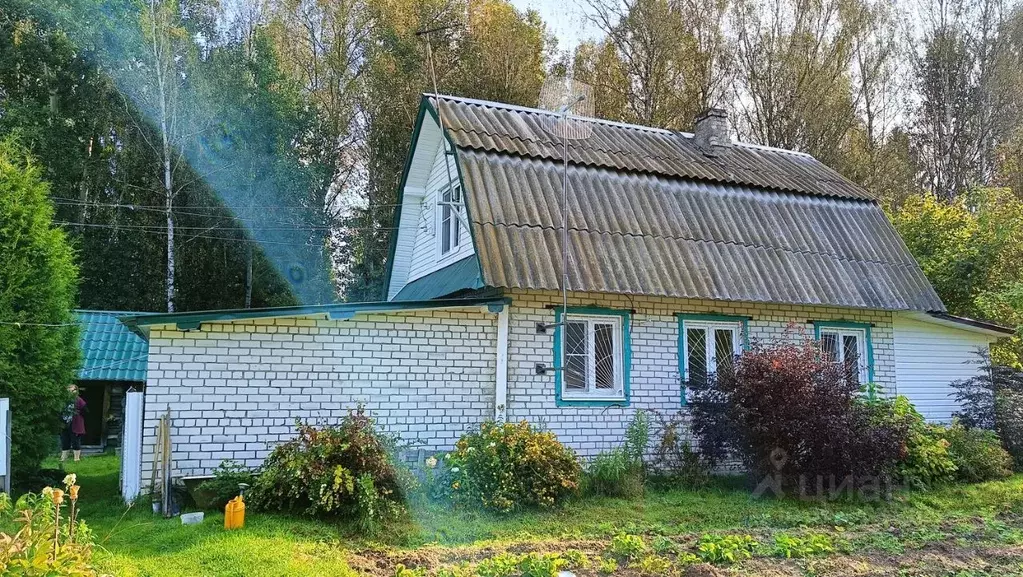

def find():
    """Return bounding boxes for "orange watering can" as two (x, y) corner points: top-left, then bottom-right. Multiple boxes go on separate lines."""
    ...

(224, 483), (248, 530)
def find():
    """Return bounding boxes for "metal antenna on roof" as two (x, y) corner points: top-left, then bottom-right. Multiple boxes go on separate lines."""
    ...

(416, 21), (468, 231)
(534, 76), (594, 379)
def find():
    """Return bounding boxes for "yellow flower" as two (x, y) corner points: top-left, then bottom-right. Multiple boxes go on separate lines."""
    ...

(62, 473), (77, 487)
(69, 485), (80, 501)
(51, 489), (65, 505)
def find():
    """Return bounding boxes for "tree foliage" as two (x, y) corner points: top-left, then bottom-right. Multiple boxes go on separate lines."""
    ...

(0, 138), (80, 475)
(890, 188), (1023, 364)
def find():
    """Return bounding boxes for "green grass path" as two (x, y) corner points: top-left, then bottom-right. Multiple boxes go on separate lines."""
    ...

(50, 453), (1023, 576)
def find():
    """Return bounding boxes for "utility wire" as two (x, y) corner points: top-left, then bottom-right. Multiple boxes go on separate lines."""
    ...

(0, 321), (78, 327)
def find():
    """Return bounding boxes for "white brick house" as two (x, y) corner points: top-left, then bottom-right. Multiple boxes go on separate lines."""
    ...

(121, 95), (1011, 486)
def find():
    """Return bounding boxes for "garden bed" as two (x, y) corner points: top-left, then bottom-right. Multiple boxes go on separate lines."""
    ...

(49, 453), (1023, 576)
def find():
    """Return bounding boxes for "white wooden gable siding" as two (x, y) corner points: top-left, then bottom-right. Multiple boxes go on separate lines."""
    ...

(893, 315), (994, 422)
(387, 117), (442, 300)
(405, 141), (475, 284)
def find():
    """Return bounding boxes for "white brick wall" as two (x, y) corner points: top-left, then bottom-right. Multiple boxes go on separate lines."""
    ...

(503, 289), (895, 458)
(141, 309), (497, 484)
(140, 291), (896, 483)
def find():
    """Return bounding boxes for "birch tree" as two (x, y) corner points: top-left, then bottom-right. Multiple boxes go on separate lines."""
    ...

(140, 0), (190, 311)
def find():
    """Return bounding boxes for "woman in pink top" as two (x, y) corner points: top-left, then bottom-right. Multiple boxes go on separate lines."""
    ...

(60, 385), (87, 462)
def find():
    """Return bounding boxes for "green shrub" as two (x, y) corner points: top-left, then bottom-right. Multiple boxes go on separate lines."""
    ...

(870, 396), (956, 488)
(448, 420), (580, 512)
(0, 138), (80, 477)
(945, 421), (1014, 482)
(197, 460), (253, 509)
(248, 408), (412, 527)
(952, 352), (1023, 466)
(0, 475), (101, 576)
(695, 534), (759, 565)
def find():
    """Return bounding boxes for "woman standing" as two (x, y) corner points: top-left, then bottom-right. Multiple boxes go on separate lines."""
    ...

(60, 385), (87, 462)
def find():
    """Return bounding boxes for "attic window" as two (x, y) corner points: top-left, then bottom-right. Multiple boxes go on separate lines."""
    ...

(438, 184), (461, 256)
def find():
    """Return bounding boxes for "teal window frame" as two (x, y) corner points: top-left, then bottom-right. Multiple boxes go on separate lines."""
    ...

(813, 320), (875, 385)
(553, 306), (631, 407)
(677, 313), (750, 406)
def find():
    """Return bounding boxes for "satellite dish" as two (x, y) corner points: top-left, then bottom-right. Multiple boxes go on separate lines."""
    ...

(538, 76), (594, 140)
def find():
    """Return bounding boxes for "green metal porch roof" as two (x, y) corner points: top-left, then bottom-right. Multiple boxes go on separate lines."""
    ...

(392, 255), (484, 301)
(76, 310), (151, 382)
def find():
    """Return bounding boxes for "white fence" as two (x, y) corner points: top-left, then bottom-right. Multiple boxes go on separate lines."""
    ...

(120, 391), (143, 503)
(0, 398), (10, 494)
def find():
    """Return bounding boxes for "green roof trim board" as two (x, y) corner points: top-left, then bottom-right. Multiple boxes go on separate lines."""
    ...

(391, 255), (483, 301)
(76, 310), (152, 382)
(119, 297), (511, 337)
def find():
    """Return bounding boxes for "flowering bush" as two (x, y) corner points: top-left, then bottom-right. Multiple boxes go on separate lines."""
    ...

(248, 407), (414, 527)
(689, 337), (908, 485)
(0, 474), (104, 576)
(448, 421), (581, 512)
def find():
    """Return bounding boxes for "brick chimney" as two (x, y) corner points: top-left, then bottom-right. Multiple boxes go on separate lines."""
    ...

(693, 108), (731, 156)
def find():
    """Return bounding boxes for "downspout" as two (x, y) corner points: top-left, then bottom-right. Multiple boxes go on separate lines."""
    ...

(495, 306), (509, 422)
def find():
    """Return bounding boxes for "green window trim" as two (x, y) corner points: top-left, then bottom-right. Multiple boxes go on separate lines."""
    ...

(812, 320), (876, 386)
(553, 306), (632, 407)
(677, 313), (750, 406)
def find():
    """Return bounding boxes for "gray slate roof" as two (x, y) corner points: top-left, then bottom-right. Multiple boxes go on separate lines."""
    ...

(432, 95), (945, 312)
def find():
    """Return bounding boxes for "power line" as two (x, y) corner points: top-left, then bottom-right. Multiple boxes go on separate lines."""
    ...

(54, 219), (398, 233)
(55, 221), (340, 232)
(53, 224), (328, 247)
(51, 197), (409, 212)
(0, 320), (78, 327)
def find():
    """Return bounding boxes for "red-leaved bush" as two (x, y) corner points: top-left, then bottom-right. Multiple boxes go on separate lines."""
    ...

(689, 337), (907, 485)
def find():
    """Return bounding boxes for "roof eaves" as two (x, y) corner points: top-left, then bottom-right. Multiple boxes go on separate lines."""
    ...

(119, 297), (512, 336)
(924, 312), (1016, 337)
(382, 99), (434, 301)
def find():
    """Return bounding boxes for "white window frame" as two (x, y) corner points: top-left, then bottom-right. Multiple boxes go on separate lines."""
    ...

(561, 314), (625, 401)
(681, 320), (743, 384)
(436, 184), (462, 257)
(819, 327), (869, 384)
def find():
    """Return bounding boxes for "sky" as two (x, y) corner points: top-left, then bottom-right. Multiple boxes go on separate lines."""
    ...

(507, 0), (605, 53)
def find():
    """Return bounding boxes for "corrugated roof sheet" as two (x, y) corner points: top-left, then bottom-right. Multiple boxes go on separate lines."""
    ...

(435, 96), (873, 201)
(77, 311), (150, 382)
(426, 95), (945, 312)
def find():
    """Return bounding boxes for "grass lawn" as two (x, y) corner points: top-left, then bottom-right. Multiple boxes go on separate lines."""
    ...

(43, 453), (1023, 576)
